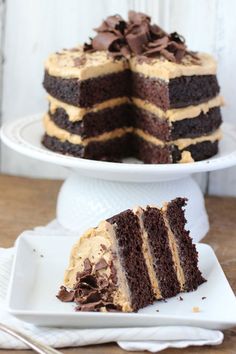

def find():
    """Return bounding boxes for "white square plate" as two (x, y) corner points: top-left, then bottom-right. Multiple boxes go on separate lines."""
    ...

(7, 234), (236, 330)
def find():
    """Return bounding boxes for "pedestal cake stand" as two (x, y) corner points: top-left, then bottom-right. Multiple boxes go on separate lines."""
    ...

(1, 114), (236, 242)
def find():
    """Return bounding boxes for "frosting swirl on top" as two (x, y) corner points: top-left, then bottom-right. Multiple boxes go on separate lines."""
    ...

(84, 11), (199, 63)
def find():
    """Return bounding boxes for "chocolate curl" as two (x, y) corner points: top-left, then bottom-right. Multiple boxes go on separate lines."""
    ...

(83, 11), (197, 63)
(92, 32), (121, 51)
(128, 10), (150, 25)
(57, 286), (75, 302)
(95, 15), (126, 36)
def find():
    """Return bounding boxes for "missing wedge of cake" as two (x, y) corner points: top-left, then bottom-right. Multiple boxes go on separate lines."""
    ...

(42, 11), (223, 164)
(57, 198), (205, 312)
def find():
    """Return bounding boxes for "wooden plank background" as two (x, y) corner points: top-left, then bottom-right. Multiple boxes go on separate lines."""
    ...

(0, 0), (235, 195)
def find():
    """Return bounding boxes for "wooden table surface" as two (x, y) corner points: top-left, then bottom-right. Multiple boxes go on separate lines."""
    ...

(0, 174), (235, 354)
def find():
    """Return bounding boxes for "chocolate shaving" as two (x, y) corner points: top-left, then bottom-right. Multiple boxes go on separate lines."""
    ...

(57, 286), (75, 302)
(94, 258), (108, 271)
(83, 10), (199, 63)
(84, 258), (92, 272)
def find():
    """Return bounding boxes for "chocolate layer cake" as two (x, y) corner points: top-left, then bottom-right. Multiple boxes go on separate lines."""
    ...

(57, 198), (205, 312)
(42, 11), (223, 164)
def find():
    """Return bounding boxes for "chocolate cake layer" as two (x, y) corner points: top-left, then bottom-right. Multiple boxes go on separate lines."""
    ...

(132, 72), (220, 111)
(49, 104), (133, 138)
(42, 133), (219, 163)
(107, 210), (154, 311)
(165, 198), (205, 291)
(171, 140), (219, 163)
(42, 133), (134, 161)
(43, 70), (131, 108)
(133, 106), (222, 141)
(171, 107), (222, 140)
(143, 207), (180, 298)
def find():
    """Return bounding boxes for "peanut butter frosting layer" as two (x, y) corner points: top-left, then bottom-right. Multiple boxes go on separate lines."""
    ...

(45, 47), (129, 80)
(134, 207), (162, 300)
(135, 128), (222, 149)
(44, 114), (133, 146)
(162, 206), (185, 291)
(132, 95), (224, 122)
(44, 113), (222, 149)
(48, 94), (130, 122)
(130, 52), (217, 81)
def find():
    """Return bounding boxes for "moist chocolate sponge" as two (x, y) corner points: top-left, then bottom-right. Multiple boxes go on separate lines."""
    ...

(42, 133), (219, 164)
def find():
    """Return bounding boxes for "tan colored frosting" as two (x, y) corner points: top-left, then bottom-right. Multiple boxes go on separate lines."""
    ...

(45, 46), (129, 80)
(64, 220), (132, 312)
(130, 52), (217, 81)
(134, 206), (162, 300)
(173, 128), (222, 150)
(48, 95), (130, 122)
(162, 207), (185, 291)
(134, 128), (222, 149)
(64, 221), (112, 288)
(45, 47), (217, 82)
(132, 95), (224, 122)
(44, 114), (133, 146)
(178, 151), (194, 163)
(106, 222), (132, 311)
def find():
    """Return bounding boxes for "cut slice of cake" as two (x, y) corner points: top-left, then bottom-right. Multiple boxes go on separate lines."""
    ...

(57, 198), (205, 312)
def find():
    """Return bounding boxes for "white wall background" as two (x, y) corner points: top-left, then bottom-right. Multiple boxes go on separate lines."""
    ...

(0, 0), (235, 195)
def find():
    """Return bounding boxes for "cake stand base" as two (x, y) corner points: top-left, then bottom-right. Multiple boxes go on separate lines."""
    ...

(57, 172), (209, 243)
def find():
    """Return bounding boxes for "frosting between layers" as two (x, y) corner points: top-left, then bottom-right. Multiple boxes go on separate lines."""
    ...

(44, 114), (133, 146)
(132, 95), (224, 122)
(130, 52), (217, 81)
(134, 128), (222, 149)
(48, 94), (130, 122)
(44, 114), (222, 149)
(45, 47), (129, 80)
(134, 207), (162, 300)
(162, 207), (185, 291)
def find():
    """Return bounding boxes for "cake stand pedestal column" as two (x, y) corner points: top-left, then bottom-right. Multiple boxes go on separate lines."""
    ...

(57, 171), (209, 243)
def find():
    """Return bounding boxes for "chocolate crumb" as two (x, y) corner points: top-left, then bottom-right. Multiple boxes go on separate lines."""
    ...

(202, 296), (206, 300)
(156, 309), (159, 312)
(40, 255), (44, 258)
(100, 244), (107, 251)
(179, 296), (183, 301)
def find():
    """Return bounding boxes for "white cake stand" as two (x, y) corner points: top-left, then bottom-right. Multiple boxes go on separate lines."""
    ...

(1, 114), (236, 242)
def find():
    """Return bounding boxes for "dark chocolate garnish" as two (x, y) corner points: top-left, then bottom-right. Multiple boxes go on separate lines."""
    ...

(83, 10), (199, 63)
(94, 258), (108, 271)
(57, 286), (75, 302)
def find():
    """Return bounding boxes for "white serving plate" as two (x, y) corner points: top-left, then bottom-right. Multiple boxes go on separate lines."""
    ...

(1, 114), (236, 182)
(7, 234), (236, 330)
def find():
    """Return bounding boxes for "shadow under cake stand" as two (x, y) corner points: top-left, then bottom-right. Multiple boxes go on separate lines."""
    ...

(1, 114), (236, 242)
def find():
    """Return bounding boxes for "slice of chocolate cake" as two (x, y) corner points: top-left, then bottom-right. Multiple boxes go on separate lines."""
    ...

(57, 198), (205, 312)
(42, 11), (223, 164)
